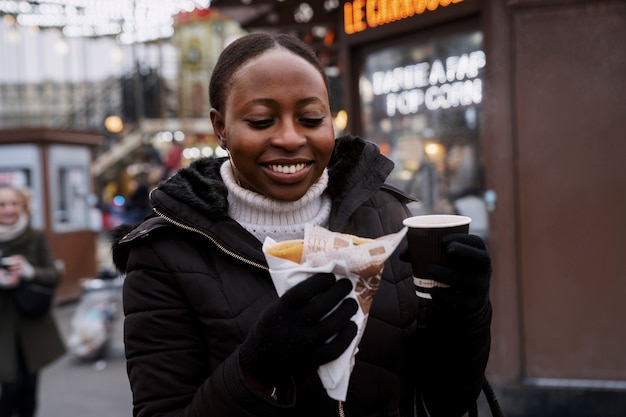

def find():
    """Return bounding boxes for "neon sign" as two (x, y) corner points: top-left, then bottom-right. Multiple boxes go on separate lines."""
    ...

(344, 0), (465, 34)
(371, 50), (485, 116)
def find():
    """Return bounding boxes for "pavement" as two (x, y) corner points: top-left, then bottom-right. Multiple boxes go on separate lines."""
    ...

(36, 235), (133, 417)
(38, 299), (132, 417)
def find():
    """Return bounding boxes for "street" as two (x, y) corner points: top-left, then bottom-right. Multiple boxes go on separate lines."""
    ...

(38, 301), (132, 417)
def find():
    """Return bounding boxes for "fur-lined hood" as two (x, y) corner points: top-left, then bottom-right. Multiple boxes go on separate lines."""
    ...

(110, 135), (412, 271)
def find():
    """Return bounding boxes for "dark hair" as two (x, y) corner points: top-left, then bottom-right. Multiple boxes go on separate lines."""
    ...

(209, 33), (329, 115)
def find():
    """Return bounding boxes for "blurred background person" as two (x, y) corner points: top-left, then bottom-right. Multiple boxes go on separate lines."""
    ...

(0, 184), (66, 417)
(163, 140), (184, 179)
(121, 171), (153, 224)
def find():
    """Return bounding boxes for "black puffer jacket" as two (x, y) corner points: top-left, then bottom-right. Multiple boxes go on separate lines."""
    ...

(112, 135), (491, 417)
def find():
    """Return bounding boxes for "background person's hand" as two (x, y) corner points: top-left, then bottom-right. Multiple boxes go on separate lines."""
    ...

(0, 256), (21, 287)
(239, 272), (358, 387)
(12, 255), (35, 279)
(429, 233), (491, 315)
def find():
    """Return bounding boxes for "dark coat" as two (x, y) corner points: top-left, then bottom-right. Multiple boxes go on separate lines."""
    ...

(0, 226), (66, 382)
(112, 135), (491, 417)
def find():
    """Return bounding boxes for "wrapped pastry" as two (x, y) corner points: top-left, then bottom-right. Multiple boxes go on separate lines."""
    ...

(264, 239), (305, 264)
(263, 224), (407, 401)
(265, 233), (381, 315)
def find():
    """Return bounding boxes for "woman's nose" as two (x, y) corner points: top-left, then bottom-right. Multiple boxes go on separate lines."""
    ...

(272, 119), (306, 150)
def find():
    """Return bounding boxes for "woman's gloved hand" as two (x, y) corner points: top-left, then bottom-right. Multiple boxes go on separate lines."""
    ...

(429, 233), (492, 316)
(239, 272), (358, 387)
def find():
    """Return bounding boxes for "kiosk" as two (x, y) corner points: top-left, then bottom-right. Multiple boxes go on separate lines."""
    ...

(0, 128), (104, 303)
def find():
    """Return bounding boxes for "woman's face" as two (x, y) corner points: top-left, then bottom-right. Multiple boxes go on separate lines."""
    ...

(211, 48), (335, 201)
(0, 188), (25, 226)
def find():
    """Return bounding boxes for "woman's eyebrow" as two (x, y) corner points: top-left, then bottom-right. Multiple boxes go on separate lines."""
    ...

(296, 97), (327, 108)
(245, 97), (325, 107)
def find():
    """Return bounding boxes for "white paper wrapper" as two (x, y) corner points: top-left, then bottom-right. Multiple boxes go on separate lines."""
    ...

(262, 224), (407, 401)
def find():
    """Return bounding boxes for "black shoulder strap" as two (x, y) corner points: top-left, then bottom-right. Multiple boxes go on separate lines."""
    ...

(417, 379), (504, 417)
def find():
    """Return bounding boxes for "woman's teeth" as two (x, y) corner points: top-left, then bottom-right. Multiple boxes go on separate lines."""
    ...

(269, 163), (306, 174)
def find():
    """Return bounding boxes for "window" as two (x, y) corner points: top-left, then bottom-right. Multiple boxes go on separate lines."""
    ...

(0, 144), (44, 228)
(48, 145), (92, 232)
(358, 27), (488, 238)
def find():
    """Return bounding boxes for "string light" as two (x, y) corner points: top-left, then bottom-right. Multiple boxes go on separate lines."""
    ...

(0, 0), (211, 43)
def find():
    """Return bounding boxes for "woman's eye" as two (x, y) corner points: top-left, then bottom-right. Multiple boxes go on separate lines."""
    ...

(247, 119), (274, 129)
(300, 117), (324, 127)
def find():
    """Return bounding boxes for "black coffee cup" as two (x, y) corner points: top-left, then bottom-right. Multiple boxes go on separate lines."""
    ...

(402, 215), (471, 299)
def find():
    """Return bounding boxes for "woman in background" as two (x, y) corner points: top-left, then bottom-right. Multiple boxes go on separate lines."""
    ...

(0, 184), (65, 417)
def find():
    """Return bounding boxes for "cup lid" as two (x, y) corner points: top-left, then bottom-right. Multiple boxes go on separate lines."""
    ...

(402, 214), (471, 228)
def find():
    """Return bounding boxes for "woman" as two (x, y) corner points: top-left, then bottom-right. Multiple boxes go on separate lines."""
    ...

(112, 33), (492, 417)
(0, 185), (65, 417)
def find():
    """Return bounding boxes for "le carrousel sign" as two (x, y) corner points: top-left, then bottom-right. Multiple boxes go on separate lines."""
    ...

(344, 0), (465, 34)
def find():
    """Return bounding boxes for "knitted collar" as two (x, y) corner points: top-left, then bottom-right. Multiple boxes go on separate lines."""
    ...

(220, 160), (331, 242)
(0, 213), (29, 243)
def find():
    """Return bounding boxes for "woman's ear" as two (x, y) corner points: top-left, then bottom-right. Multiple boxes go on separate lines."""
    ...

(210, 108), (227, 149)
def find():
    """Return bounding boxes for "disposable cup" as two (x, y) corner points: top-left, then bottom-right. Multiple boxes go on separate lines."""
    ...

(402, 214), (471, 299)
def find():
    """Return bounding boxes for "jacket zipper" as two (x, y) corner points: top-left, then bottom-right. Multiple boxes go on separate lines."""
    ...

(156, 208), (347, 414)
(152, 207), (269, 271)
(338, 401), (345, 417)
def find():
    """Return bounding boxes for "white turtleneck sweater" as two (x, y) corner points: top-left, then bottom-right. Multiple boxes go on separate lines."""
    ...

(0, 213), (29, 243)
(220, 160), (332, 243)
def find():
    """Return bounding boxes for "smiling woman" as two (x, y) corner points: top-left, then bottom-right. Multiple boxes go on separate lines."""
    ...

(110, 32), (492, 417)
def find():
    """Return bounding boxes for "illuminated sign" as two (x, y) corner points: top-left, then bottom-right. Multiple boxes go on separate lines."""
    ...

(344, 0), (465, 34)
(371, 50), (485, 116)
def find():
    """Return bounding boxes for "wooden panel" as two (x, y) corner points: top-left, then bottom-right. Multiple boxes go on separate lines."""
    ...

(513, 1), (626, 380)
(49, 231), (98, 304)
(480, 0), (521, 384)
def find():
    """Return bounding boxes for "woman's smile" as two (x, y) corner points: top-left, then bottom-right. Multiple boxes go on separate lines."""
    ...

(268, 163), (308, 174)
(262, 161), (313, 184)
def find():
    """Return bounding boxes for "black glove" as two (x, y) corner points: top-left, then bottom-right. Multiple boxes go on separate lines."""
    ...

(239, 272), (358, 387)
(429, 233), (491, 316)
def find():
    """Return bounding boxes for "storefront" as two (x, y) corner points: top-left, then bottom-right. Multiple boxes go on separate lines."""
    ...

(340, 0), (488, 227)
(337, 0), (626, 415)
